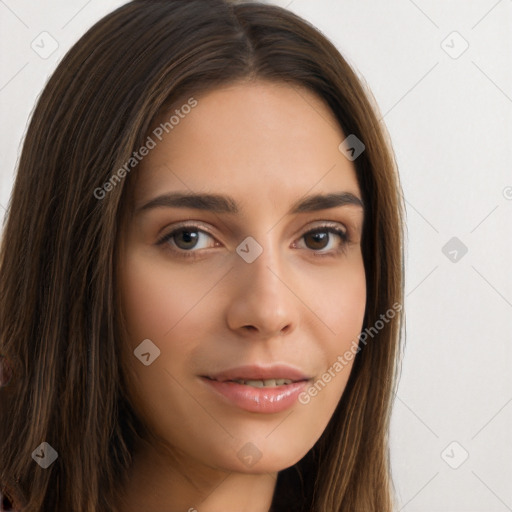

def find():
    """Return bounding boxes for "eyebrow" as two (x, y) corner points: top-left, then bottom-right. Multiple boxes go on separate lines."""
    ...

(135, 191), (364, 215)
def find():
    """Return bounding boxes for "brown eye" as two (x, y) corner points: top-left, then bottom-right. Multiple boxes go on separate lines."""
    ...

(304, 231), (330, 250)
(172, 228), (201, 250)
(294, 225), (349, 258)
(156, 223), (219, 259)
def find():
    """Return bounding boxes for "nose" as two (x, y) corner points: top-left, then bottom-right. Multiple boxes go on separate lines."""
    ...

(225, 240), (300, 339)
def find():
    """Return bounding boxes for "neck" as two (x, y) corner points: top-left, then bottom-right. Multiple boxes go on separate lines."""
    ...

(114, 437), (278, 512)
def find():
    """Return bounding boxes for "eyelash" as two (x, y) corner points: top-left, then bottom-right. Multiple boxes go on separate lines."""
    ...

(156, 221), (350, 260)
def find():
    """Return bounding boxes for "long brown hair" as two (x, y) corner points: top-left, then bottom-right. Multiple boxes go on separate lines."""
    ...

(0, 1), (405, 510)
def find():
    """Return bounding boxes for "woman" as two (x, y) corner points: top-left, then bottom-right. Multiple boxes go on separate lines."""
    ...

(0, 0), (405, 510)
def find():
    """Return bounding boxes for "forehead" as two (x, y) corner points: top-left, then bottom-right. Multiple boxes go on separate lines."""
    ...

(131, 80), (360, 210)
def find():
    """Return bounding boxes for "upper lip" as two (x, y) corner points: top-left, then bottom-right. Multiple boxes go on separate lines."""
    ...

(203, 364), (311, 383)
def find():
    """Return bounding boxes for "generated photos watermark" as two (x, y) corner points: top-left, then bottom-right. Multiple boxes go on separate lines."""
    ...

(93, 97), (198, 200)
(298, 301), (402, 404)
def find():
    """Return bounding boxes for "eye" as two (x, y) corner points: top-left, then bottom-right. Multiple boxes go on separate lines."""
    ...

(156, 223), (218, 258)
(293, 222), (349, 257)
(156, 221), (350, 259)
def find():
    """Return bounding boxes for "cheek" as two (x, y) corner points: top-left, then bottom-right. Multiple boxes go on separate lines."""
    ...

(116, 249), (204, 415)
(118, 248), (217, 345)
(116, 250), (210, 439)
(305, 253), (366, 341)
(117, 248), (225, 406)
(303, 254), (366, 399)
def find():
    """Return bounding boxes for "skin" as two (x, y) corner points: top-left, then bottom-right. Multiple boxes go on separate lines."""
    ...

(115, 79), (366, 512)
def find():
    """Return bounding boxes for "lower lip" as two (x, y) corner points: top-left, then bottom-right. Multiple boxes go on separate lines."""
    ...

(201, 377), (309, 413)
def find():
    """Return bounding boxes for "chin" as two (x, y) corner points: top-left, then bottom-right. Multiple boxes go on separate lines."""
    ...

(215, 439), (312, 475)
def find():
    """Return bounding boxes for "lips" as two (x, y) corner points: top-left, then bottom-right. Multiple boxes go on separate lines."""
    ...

(203, 364), (311, 383)
(202, 378), (308, 413)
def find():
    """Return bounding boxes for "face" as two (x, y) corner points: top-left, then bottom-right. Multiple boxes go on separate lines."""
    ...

(117, 80), (366, 475)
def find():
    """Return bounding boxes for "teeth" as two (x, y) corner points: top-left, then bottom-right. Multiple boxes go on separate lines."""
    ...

(230, 378), (294, 387)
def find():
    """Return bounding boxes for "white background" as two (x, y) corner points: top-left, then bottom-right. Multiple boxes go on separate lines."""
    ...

(1, 1), (511, 510)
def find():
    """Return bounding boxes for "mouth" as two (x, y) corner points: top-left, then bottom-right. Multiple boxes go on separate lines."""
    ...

(200, 366), (311, 413)
(201, 364), (311, 388)
(202, 376), (306, 387)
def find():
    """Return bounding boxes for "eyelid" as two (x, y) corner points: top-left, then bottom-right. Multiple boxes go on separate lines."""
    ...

(155, 221), (217, 250)
(156, 220), (214, 240)
(301, 220), (347, 235)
